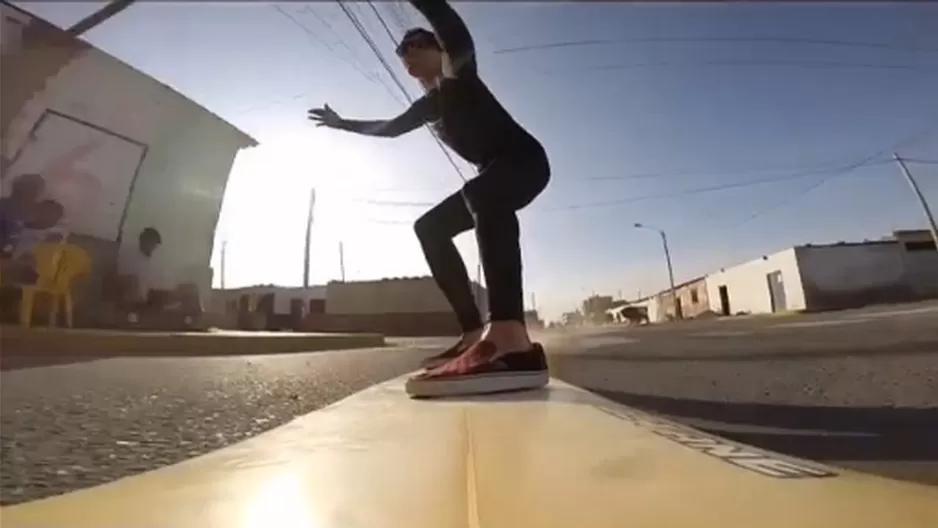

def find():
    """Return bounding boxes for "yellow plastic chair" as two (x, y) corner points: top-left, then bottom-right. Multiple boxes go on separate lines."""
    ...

(18, 242), (92, 328)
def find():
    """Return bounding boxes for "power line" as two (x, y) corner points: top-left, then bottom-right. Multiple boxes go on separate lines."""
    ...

(348, 158), (893, 211)
(271, 4), (405, 107)
(905, 158), (938, 166)
(341, 0), (468, 183)
(303, 5), (393, 84)
(732, 118), (938, 226)
(542, 59), (938, 76)
(543, 160), (892, 212)
(392, 1), (421, 29)
(493, 36), (938, 56)
(337, 2), (411, 102)
(584, 156), (885, 182)
(385, 2), (410, 33)
(325, 6), (936, 226)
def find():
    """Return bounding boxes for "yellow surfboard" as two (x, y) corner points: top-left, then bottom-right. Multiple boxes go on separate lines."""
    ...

(3, 377), (936, 528)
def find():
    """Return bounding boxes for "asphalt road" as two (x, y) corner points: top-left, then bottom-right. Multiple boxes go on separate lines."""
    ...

(2, 301), (936, 506)
(546, 301), (938, 485)
(0, 347), (428, 506)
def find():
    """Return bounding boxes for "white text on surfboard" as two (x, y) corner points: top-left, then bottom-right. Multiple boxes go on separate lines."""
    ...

(596, 406), (838, 479)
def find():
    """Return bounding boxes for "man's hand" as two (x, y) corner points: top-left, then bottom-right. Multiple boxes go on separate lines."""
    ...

(307, 104), (343, 128)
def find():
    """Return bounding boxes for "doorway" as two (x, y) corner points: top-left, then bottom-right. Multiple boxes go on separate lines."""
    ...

(766, 271), (787, 312)
(718, 285), (730, 316)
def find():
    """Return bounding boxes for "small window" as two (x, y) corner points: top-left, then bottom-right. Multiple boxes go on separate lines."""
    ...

(905, 240), (937, 252)
(690, 288), (699, 304)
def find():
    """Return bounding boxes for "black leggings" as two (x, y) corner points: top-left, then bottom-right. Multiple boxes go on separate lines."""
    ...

(414, 144), (550, 332)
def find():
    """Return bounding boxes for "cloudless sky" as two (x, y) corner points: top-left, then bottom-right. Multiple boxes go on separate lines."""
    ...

(17, 1), (938, 321)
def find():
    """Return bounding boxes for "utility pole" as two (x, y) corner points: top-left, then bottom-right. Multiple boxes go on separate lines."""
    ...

(67, 0), (137, 36)
(338, 241), (346, 282)
(635, 223), (681, 319)
(893, 153), (938, 251)
(303, 188), (316, 288)
(219, 240), (227, 290)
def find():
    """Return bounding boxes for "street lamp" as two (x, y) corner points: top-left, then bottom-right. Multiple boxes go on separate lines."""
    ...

(634, 223), (682, 320)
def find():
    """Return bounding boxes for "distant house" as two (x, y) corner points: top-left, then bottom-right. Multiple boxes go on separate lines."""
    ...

(620, 229), (938, 322)
(707, 230), (938, 315)
(214, 277), (488, 336)
(211, 285), (327, 316)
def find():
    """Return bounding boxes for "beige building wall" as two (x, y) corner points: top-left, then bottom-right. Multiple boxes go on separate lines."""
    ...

(325, 277), (486, 316)
(705, 248), (807, 315)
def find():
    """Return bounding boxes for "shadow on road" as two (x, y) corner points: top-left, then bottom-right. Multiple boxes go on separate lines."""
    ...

(593, 388), (938, 462)
(577, 340), (938, 362)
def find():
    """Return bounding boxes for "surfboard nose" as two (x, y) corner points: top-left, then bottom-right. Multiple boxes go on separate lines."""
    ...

(2, 376), (937, 528)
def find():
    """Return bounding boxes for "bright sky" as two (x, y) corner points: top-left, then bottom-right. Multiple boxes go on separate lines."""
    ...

(19, 1), (938, 322)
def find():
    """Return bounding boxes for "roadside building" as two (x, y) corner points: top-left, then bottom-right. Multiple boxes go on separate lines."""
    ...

(2, 2), (256, 321)
(656, 276), (711, 321)
(613, 276), (711, 324)
(210, 277), (488, 336)
(320, 277), (487, 336)
(706, 230), (938, 315)
(210, 285), (327, 329)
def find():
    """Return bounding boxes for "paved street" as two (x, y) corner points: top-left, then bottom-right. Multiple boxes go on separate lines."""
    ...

(0, 347), (428, 506)
(546, 301), (938, 485)
(1, 301), (936, 505)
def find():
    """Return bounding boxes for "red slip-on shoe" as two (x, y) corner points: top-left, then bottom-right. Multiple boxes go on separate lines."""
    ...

(419, 340), (469, 370)
(406, 340), (549, 398)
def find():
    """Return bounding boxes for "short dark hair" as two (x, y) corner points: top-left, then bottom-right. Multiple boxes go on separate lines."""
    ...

(396, 28), (440, 56)
(36, 199), (64, 218)
(139, 227), (161, 244)
(11, 173), (44, 194)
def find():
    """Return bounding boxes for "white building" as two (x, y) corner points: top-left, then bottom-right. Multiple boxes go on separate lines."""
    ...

(2, 2), (256, 305)
(211, 285), (327, 315)
(706, 230), (938, 315)
(325, 277), (487, 316)
(211, 277), (488, 317)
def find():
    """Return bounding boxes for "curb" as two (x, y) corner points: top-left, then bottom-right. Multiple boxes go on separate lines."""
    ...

(0, 327), (386, 369)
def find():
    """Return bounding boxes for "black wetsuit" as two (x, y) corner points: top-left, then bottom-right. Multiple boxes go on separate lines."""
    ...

(336, 0), (550, 331)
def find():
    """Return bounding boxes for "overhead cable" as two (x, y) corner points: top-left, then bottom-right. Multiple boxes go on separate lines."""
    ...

(271, 5), (405, 106)
(733, 117), (938, 226)
(338, 0), (468, 182)
(493, 36), (938, 56)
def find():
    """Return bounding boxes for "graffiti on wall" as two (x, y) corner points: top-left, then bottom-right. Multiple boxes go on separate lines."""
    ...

(3, 110), (147, 240)
(1, 3), (146, 241)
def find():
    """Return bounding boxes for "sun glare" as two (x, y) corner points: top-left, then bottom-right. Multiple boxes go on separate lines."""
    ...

(213, 127), (437, 287)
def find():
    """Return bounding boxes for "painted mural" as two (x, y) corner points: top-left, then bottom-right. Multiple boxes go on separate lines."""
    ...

(1, 1), (255, 299)
(3, 110), (147, 240)
(0, 3), (135, 240)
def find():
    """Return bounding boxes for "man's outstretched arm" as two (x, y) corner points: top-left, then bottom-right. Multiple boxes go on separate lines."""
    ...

(333, 96), (434, 138)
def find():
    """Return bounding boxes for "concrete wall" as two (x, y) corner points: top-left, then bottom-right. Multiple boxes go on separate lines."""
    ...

(903, 248), (938, 297)
(795, 243), (912, 311)
(1, 3), (255, 303)
(656, 277), (710, 320)
(211, 285), (327, 315)
(896, 231), (938, 297)
(301, 311), (463, 337)
(631, 296), (661, 323)
(705, 248), (806, 315)
(325, 277), (486, 316)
